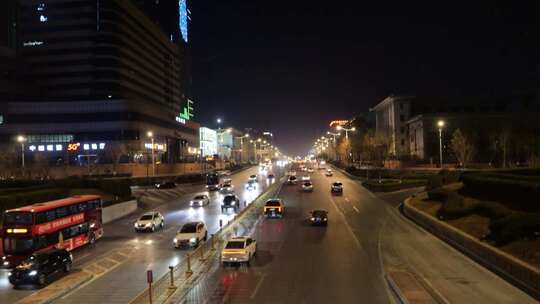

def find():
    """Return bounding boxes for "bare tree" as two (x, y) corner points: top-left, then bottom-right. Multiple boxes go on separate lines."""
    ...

(450, 129), (475, 167)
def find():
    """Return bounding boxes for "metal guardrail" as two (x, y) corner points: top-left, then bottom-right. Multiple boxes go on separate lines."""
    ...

(128, 175), (285, 304)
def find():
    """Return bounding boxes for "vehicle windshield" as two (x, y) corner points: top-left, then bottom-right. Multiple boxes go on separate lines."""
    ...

(139, 215), (153, 221)
(3, 211), (33, 225)
(224, 196), (236, 203)
(180, 225), (197, 233)
(250, 175), (256, 178)
(265, 200), (281, 207)
(3, 237), (34, 255)
(333, 183), (342, 186)
(289, 176), (297, 180)
(194, 195), (206, 200)
(304, 182), (312, 186)
(225, 241), (245, 249)
(312, 210), (327, 217)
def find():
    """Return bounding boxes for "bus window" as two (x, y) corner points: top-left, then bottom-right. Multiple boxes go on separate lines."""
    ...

(56, 207), (68, 218)
(3, 237), (34, 255)
(3, 212), (33, 225)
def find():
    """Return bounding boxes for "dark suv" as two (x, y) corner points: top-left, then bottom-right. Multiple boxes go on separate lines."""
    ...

(221, 194), (240, 212)
(8, 249), (73, 287)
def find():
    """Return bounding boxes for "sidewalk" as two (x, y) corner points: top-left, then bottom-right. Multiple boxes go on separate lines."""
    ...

(380, 205), (537, 304)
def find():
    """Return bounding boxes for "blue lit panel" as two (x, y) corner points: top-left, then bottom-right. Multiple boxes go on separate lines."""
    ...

(179, 0), (188, 43)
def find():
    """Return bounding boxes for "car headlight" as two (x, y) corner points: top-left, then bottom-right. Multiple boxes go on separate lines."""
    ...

(134, 223), (138, 228)
(323, 218), (327, 221)
(3, 261), (9, 266)
(190, 201), (194, 206)
(311, 217), (315, 221)
(8, 272), (12, 276)
(231, 201), (236, 205)
(189, 238), (197, 243)
(29, 270), (38, 276)
(173, 239), (178, 243)
(2, 256), (6, 260)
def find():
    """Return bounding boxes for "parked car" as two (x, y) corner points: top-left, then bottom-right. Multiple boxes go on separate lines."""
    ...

(221, 236), (257, 266)
(190, 194), (210, 207)
(8, 249), (72, 287)
(134, 212), (165, 232)
(155, 181), (176, 189)
(309, 210), (328, 226)
(173, 222), (208, 248)
(222, 194), (240, 212)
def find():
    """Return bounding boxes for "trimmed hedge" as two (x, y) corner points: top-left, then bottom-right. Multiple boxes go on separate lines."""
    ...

(362, 179), (427, 192)
(489, 213), (540, 245)
(461, 173), (540, 212)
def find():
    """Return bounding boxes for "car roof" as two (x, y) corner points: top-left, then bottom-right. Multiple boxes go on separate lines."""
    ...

(142, 212), (156, 216)
(182, 221), (203, 229)
(228, 236), (250, 242)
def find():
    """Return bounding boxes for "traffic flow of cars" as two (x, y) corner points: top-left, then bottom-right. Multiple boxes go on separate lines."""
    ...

(8, 249), (73, 287)
(221, 236), (257, 266)
(173, 222), (208, 248)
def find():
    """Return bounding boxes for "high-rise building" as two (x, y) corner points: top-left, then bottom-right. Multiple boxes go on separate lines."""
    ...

(0, 0), (198, 164)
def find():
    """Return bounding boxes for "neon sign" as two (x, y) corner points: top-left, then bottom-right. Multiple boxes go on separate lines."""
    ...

(329, 120), (349, 127)
(179, 0), (188, 43)
(176, 99), (194, 124)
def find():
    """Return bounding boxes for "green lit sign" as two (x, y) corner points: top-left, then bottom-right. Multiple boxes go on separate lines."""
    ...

(176, 99), (194, 124)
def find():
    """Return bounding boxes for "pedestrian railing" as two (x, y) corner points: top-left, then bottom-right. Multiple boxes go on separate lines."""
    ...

(128, 176), (285, 304)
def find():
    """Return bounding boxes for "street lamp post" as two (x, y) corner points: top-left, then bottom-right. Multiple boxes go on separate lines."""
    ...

(216, 118), (222, 131)
(235, 134), (249, 163)
(437, 120), (445, 168)
(147, 131), (155, 176)
(17, 135), (26, 169)
(336, 125), (356, 140)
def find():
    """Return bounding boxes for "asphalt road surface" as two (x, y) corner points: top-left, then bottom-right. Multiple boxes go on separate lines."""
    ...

(0, 165), (283, 304)
(182, 167), (391, 304)
(181, 165), (537, 304)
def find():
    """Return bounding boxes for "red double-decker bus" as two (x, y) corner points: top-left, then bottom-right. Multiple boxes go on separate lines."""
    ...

(1, 195), (103, 268)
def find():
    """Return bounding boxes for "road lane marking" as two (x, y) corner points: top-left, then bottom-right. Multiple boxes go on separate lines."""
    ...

(344, 197), (350, 202)
(352, 206), (360, 213)
(250, 272), (267, 299)
(329, 197), (362, 250)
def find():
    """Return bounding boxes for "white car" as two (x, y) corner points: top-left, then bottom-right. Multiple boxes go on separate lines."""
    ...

(134, 212), (164, 232)
(248, 174), (258, 182)
(222, 178), (232, 184)
(190, 194), (210, 207)
(220, 183), (234, 193)
(307, 168), (314, 173)
(221, 236), (257, 266)
(173, 222), (208, 248)
(325, 169), (333, 177)
(245, 181), (258, 190)
(301, 175), (311, 182)
(302, 182), (314, 192)
(287, 176), (298, 185)
(287, 171), (296, 177)
(331, 182), (343, 193)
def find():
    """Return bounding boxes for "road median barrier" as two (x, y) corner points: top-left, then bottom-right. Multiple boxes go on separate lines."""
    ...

(403, 196), (540, 300)
(128, 176), (286, 304)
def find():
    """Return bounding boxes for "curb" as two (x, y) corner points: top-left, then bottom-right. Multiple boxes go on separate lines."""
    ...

(385, 273), (409, 304)
(403, 196), (540, 300)
(41, 272), (94, 304)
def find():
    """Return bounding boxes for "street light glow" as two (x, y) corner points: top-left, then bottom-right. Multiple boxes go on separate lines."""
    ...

(336, 125), (343, 130)
(438, 120), (445, 128)
(17, 135), (26, 142)
(217, 118), (222, 124)
(147, 131), (153, 138)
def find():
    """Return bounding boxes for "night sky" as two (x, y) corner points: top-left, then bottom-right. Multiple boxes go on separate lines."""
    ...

(190, 1), (539, 156)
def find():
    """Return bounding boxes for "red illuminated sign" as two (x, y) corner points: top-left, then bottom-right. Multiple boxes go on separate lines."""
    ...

(33, 213), (85, 235)
(329, 120), (349, 127)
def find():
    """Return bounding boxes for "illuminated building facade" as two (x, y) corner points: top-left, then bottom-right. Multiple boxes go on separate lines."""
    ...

(0, 0), (197, 164)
